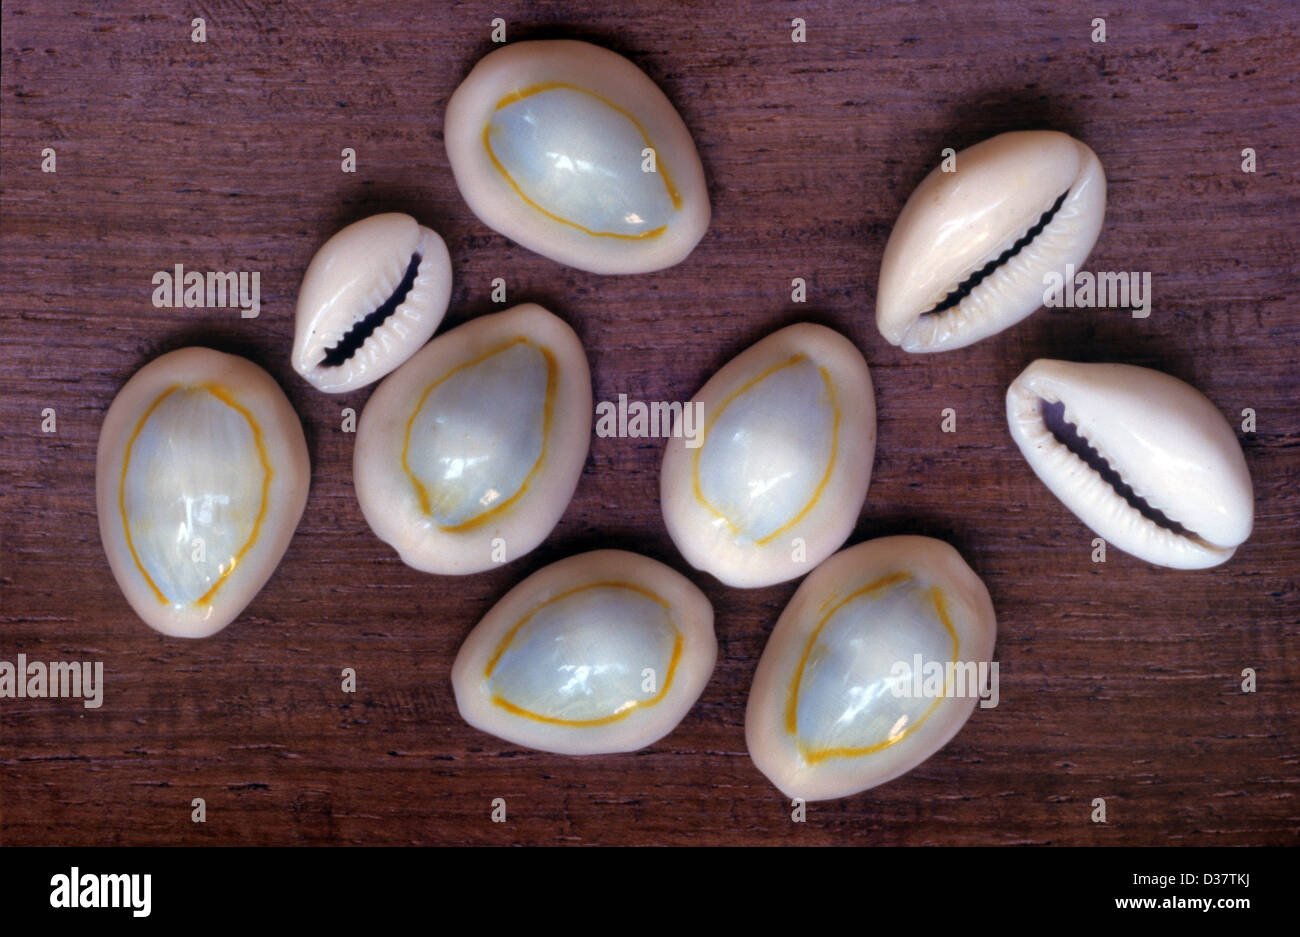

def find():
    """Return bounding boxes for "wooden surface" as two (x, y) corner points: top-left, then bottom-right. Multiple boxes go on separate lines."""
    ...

(2, 0), (1297, 846)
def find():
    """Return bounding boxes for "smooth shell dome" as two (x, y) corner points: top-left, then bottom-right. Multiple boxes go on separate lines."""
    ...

(746, 536), (997, 801)
(452, 550), (716, 754)
(444, 40), (710, 274)
(660, 323), (876, 588)
(1006, 359), (1254, 569)
(292, 212), (452, 394)
(354, 303), (591, 575)
(95, 347), (310, 638)
(876, 130), (1107, 353)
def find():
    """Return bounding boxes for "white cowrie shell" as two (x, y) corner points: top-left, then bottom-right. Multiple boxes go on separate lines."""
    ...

(444, 40), (710, 274)
(96, 348), (310, 638)
(292, 213), (452, 393)
(877, 130), (1106, 352)
(660, 323), (876, 588)
(452, 550), (716, 755)
(743, 532), (993, 795)
(353, 303), (591, 575)
(746, 536), (997, 801)
(1006, 359), (1254, 569)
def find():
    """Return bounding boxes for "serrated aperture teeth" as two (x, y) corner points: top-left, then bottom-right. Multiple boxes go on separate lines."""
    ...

(320, 250), (424, 367)
(878, 130), (1108, 354)
(291, 213), (453, 394)
(1006, 360), (1254, 570)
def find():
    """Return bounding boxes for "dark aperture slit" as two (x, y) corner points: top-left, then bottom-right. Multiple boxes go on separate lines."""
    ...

(1039, 399), (1192, 536)
(922, 190), (1070, 317)
(320, 251), (423, 367)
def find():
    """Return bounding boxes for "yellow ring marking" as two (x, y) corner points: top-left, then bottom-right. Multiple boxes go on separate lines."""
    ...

(785, 576), (960, 764)
(691, 354), (839, 547)
(485, 581), (683, 727)
(119, 383), (272, 608)
(483, 81), (682, 241)
(401, 337), (556, 533)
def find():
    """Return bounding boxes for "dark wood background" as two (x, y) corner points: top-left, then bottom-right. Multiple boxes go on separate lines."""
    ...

(2, 0), (1296, 846)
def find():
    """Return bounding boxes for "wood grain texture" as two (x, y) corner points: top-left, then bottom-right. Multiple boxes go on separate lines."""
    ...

(1, 0), (1297, 846)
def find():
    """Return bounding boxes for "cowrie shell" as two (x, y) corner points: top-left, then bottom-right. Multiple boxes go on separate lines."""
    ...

(292, 213), (452, 393)
(660, 323), (876, 588)
(452, 550), (716, 755)
(746, 536), (997, 801)
(876, 130), (1106, 352)
(444, 40), (710, 274)
(353, 303), (591, 575)
(96, 348), (310, 638)
(1006, 359), (1253, 569)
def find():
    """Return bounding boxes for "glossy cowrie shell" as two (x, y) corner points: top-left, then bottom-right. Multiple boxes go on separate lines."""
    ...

(452, 550), (716, 755)
(877, 130), (1106, 352)
(444, 40), (710, 274)
(96, 348), (310, 638)
(292, 213), (452, 393)
(353, 303), (591, 575)
(1006, 359), (1253, 569)
(660, 323), (876, 588)
(746, 536), (997, 801)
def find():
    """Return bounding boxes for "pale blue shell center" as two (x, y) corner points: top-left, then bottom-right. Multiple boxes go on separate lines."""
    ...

(123, 387), (263, 607)
(796, 580), (954, 754)
(488, 86), (675, 237)
(407, 341), (547, 528)
(698, 358), (835, 543)
(489, 586), (677, 723)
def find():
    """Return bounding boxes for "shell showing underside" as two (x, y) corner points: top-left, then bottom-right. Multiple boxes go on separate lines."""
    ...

(444, 40), (710, 275)
(745, 536), (997, 801)
(660, 323), (876, 589)
(292, 213), (452, 393)
(1006, 359), (1254, 569)
(452, 550), (716, 755)
(876, 130), (1106, 353)
(353, 303), (592, 575)
(95, 347), (310, 638)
